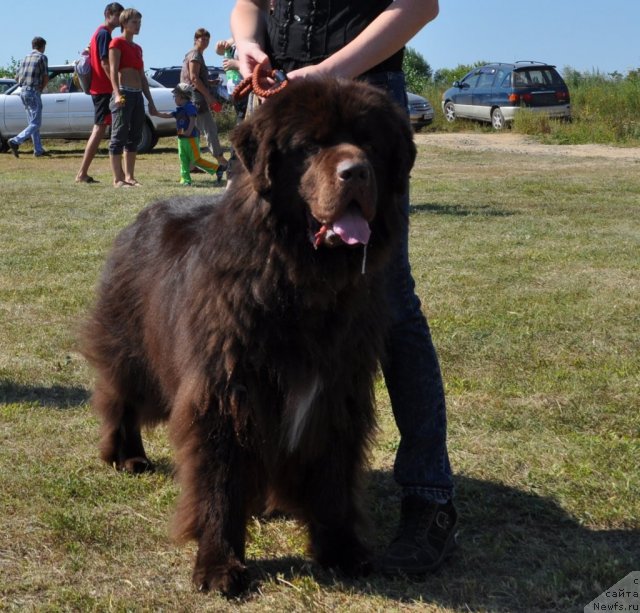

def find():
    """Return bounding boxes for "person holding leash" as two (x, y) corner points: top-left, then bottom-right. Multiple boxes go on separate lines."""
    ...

(231, 0), (457, 576)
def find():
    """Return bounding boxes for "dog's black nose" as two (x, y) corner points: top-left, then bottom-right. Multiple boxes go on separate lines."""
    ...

(337, 159), (371, 184)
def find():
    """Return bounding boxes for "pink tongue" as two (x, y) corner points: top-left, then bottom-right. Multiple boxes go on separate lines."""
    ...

(332, 210), (371, 245)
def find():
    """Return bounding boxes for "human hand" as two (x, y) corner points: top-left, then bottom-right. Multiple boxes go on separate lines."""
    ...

(215, 39), (232, 55)
(234, 39), (270, 78)
(286, 63), (333, 81)
(222, 58), (240, 71)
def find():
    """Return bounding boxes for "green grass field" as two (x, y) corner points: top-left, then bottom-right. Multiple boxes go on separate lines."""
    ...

(1, 135), (638, 612)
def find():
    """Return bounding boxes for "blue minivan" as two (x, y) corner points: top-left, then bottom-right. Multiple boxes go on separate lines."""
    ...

(442, 62), (571, 129)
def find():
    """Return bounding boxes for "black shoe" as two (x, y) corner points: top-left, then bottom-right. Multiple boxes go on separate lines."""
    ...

(379, 496), (458, 575)
(8, 140), (19, 158)
(216, 163), (227, 184)
(34, 150), (51, 158)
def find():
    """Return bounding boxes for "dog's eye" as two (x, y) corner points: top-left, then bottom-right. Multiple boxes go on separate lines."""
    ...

(302, 143), (320, 156)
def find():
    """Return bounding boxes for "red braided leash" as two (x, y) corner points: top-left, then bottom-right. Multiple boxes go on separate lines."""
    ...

(232, 64), (289, 101)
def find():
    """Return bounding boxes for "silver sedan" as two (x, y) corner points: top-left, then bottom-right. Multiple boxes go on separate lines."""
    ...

(0, 64), (176, 153)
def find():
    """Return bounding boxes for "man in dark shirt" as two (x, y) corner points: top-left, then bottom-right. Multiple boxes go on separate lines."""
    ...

(232, 0), (457, 576)
(9, 36), (49, 158)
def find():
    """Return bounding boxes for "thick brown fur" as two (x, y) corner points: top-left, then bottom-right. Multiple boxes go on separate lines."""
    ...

(81, 78), (416, 597)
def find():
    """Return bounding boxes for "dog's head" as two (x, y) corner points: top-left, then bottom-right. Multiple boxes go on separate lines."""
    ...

(231, 78), (416, 263)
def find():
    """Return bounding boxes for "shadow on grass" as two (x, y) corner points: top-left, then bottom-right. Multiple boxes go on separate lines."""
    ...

(410, 202), (515, 217)
(0, 380), (89, 409)
(245, 471), (639, 610)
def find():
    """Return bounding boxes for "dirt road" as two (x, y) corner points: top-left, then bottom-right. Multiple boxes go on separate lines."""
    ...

(414, 132), (640, 162)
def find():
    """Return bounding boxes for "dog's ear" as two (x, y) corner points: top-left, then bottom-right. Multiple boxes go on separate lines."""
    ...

(230, 120), (273, 194)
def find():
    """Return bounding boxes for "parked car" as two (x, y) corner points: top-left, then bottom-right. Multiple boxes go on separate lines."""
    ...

(149, 65), (226, 98)
(0, 65), (176, 153)
(441, 61), (571, 129)
(0, 78), (17, 94)
(407, 92), (434, 131)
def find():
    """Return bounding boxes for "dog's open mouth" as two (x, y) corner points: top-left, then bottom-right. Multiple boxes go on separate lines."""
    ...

(309, 204), (371, 249)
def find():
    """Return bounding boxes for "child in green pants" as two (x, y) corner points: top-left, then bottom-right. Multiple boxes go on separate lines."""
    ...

(154, 83), (222, 185)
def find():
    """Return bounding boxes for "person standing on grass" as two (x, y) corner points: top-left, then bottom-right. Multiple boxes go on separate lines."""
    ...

(108, 8), (157, 187)
(231, 0), (457, 576)
(180, 28), (229, 170)
(9, 37), (49, 159)
(75, 2), (124, 184)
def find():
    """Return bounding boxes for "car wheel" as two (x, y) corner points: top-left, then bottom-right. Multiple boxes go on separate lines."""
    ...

(137, 120), (157, 153)
(443, 101), (456, 122)
(491, 108), (505, 130)
(0, 136), (8, 154)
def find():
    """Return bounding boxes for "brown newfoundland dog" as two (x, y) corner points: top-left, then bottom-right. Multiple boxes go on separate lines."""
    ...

(81, 77), (416, 596)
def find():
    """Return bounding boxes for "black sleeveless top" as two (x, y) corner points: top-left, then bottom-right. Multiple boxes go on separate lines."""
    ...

(266, 0), (404, 75)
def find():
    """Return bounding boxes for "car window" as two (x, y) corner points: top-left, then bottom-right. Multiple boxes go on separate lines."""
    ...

(515, 68), (564, 87)
(460, 71), (480, 89)
(45, 73), (73, 94)
(476, 70), (495, 88)
(513, 71), (530, 87)
(495, 69), (510, 88)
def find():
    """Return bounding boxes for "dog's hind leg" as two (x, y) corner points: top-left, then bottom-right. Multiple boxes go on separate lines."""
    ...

(93, 377), (153, 474)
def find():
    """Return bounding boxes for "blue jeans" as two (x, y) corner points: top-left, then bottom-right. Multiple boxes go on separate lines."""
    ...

(359, 71), (454, 504)
(12, 87), (44, 154)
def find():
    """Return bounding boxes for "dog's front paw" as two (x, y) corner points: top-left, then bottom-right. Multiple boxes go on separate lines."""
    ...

(193, 558), (250, 598)
(333, 545), (374, 578)
(315, 538), (373, 578)
(118, 456), (154, 474)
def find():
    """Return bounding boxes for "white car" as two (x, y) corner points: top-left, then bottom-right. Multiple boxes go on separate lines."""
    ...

(0, 65), (176, 153)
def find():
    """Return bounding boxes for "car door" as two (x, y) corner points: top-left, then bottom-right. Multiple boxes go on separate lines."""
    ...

(1, 89), (28, 135)
(40, 73), (70, 134)
(490, 67), (512, 112)
(471, 68), (497, 121)
(452, 70), (480, 119)
(67, 83), (97, 135)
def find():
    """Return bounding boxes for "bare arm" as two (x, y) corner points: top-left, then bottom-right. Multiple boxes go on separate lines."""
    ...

(230, 0), (270, 77)
(184, 116), (197, 137)
(231, 0), (439, 80)
(109, 47), (123, 103)
(140, 71), (157, 114)
(189, 60), (214, 105)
